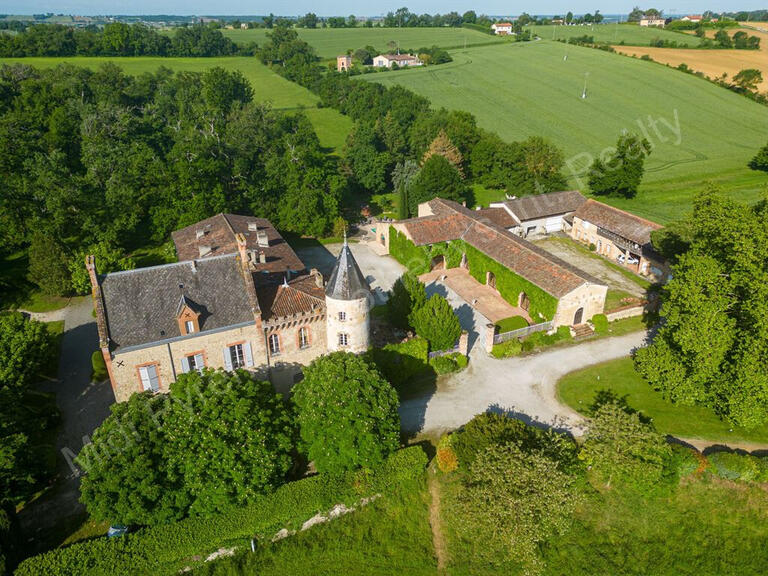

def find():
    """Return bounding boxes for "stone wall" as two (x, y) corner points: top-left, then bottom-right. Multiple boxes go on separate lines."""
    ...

(552, 283), (608, 327)
(265, 315), (327, 395)
(325, 296), (370, 353)
(606, 303), (646, 322)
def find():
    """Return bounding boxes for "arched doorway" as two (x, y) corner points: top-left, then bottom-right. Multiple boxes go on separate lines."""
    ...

(573, 307), (584, 325)
(486, 271), (496, 290)
(430, 255), (445, 271)
(518, 292), (530, 312)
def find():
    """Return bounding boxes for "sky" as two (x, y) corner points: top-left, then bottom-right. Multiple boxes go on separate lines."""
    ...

(0, 0), (763, 16)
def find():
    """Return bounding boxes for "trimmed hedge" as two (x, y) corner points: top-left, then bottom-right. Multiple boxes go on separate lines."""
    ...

(591, 314), (608, 333)
(429, 352), (468, 375)
(15, 447), (427, 576)
(495, 315), (529, 332)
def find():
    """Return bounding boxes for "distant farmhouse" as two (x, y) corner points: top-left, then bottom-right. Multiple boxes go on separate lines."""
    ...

(88, 214), (370, 402)
(640, 16), (666, 27)
(372, 53), (423, 68)
(337, 54), (352, 72)
(491, 22), (514, 35)
(680, 14), (703, 22)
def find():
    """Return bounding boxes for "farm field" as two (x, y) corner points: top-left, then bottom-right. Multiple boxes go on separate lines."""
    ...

(528, 23), (702, 46)
(364, 41), (768, 223)
(221, 26), (503, 58)
(0, 56), (353, 153)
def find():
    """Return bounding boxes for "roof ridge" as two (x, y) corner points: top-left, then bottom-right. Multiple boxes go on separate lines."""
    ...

(582, 199), (662, 228)
(104, 253), (237, 277)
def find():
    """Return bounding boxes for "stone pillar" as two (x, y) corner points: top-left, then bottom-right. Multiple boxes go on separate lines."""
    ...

(458, 331), (469, 356)
(485, 323), (496, 354)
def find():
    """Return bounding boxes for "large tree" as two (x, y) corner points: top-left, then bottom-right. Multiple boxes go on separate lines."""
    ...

(292, 352), (400, 474)
(748, 141), (768, 172)
(387, 273), (427, 330)
(635, 192), (768, 427)
(411, 293), (461, 351)
(408, 155), (470, 216)
(588, 133), (651, 198)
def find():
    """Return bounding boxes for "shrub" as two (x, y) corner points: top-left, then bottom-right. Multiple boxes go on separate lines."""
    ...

(591, 314), (609, 333)
(411, 294), (461, 352)
(589, 242), (596, 251)
(366, 337), (430, 391)
(15, 447), (427, 576)
(90, 351), (108, 382)
(386, 273), (427, 330)
(708, 452), (760, 482)
(495, 315), (528, 332)
(521, 326), (572, 352)
(669, 443), (700, 480)
(491, 338), (522, 358)
(429, 352), (467, 375)
(436, 434), (458, 472)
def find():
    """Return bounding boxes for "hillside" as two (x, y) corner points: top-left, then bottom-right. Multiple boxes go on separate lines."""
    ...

(529, 23), (703, 46)
(363, 41), (768, 222)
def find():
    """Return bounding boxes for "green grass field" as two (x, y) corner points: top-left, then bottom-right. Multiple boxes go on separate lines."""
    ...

(529, 23), (703, 46)
(221, 27), (503, 58)
(0, 56), (352, 153)
(365, 41), (768, 223)
(558, 357), (768, 444)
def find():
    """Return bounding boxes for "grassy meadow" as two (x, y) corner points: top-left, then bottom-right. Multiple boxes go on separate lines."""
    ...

(529, 23), (703, 46)
(221, 26), (503, 58)
(364, 41), (768, 223)
(558, 357), (768, 444)
(0, 56), (353, 153)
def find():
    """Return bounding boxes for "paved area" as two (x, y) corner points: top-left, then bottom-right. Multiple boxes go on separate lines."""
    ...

(20, 297), (115, 550)
(424, 279), (490, 357)
(421, 268), (530, 324)
(296, 242), (405, 305)
(400, 330), (649, 437)
(534, 235), (646, 298)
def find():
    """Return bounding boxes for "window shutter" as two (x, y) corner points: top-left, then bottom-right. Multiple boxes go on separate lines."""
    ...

(244, 342), (254, 367)
(223, 347), (233, 371)
(139, 366), (151, 391)
(181, 356), (190, 373)
(195, 353), (205, 370)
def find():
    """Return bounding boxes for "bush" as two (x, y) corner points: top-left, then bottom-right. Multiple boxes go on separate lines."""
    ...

(669, 444), (700, 480)
(429, 352), (467, 375)
(589, 242), (597, 251)
(591, 314), (609, 333)
(491, 338), (522, 358)
(90, 351), (108, 382)
(521, 326), (572, 352)
(708, 452), (760, 482)
(495, 315), (528, 332)
(436, 434), (458, 472)
(411, 294), (462, 352)
(15, 447), (427, 576)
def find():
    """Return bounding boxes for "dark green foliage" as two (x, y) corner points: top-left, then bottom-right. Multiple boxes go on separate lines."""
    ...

(748, 141), (768, 172)
(0, 312), (52, 395)
(635, 192), (768, 427)
(386, 273), (427, 330)
(407, 155), (470, 216)
(411, 294), (462, 352)
(650, 220), (692, 263)
(591, 313), (608, 333)
(388, 227), (430, 274)
(16, 447), (427, 576)
(26, 231), (71, 296)
(707, 451), (761, 481)
(732, 68), (763, 92)
(70, 242), (135, 295)
(669, 444), (700, 480)
(90, 351), (108, 382)
(292, 352), (400, 475)
(78, 370), (296, 525)
(429, 352), (468, 375)
(365, 337), (431, 392)
(588, 133), (651, 199)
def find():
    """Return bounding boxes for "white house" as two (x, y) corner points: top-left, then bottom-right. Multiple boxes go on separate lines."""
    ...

(640, 17), (666, 27)
(681, 15), (702, 22)
(372, 53), (423, 68)
(491, 22), (513, 35)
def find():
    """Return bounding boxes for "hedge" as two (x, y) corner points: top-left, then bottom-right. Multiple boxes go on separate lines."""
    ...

(388, 227), (558, 321)
(591, 314), (608, 333)
(15, 447), (427, 576)
(495, 316), (529, 332)
(429, 352), (468, 375)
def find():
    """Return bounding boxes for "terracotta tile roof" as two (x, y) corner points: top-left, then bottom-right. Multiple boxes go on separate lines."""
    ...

(402, 198), (602, 297)
(475, 208), (517, 229)
(573, 199), (662, 246)
(502, 190), (586, 222)
(172, 214), (305, 274)
(256, 273), (326, 322)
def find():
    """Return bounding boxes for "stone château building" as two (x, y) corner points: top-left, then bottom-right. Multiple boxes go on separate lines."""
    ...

(88, 214), (370, 402)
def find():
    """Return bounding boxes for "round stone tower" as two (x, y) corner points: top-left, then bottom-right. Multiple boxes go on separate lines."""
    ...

(325, 237), (371, 353)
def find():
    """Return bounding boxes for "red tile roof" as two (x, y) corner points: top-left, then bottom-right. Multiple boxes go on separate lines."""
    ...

(573, 199), (662, 246)
(255, 273), (326, 322)
(475, 208), (517, 229)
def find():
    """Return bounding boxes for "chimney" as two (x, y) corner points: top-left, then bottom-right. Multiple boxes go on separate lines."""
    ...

(195, 229), (205, 239)
(310, 268), (323, 289)
(85, 255), (99, 293)
(235, 233), (249, 267)
(256, 229), (269, 248)
(198, 245), (212, 257)
(258, 251), (266, 264)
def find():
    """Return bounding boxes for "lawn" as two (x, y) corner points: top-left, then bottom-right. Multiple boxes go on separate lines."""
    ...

(0, 56), (353, 153)
(193, 476), (436, 575)
(364, 41), (768, 223)
(0, 250), (71, 313)
(558, 357), (768, 444)
(529, 23), (703, 46)
(221, 26), (504, 58)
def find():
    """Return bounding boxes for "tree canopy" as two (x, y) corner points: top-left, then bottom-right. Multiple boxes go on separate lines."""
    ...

(387, 273), (427, 331)
(588, 133), (651, 198)
(411, 293), (462, 351)
(292, 352), (400, 475)
(408, 155), (470, 216)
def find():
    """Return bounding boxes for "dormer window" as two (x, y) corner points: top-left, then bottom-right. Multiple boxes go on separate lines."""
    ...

(177, 295), (201, 335)
(185, 320), (195, 334)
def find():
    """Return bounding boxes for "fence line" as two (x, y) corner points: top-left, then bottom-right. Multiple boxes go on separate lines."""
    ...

(428, 342), (460, 359)
(493, 321), (553, 345)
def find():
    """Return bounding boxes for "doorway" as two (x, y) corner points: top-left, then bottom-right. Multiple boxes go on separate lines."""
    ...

(573, 307), (584, 325)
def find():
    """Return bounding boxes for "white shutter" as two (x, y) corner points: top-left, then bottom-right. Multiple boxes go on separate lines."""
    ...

(244, 342), (254, 367)
(194, 353), (205, 371)
(139, 366), (151, 391)
(223, 347), (233, 371)
(181, 356), (190, 373)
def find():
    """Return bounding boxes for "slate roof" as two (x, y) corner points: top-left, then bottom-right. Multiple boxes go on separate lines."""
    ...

(501, 190), (586, 223)
(256, 273), (326, 322)
(171, 214), (305, 274)
(401, 198), (602, 298)
(325, 242), (369, 301)
(573, 199), (662, 246)
(100, 255), (255, 351)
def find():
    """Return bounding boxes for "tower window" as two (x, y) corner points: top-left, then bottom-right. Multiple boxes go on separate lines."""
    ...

(299, 327), (310, 349)
(269, 333), (281, 355)
(338, 311), (346, 322)
(338, 333), (349, 347)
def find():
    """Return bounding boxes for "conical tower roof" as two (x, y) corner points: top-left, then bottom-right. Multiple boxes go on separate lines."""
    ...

(325, 239), (369, 301)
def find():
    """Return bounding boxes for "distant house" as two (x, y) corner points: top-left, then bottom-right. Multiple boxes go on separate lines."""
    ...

(681, 15), (703, 22)
(569, 199), (669, 281)
(372, 53), (422, 68)
(491, 22), (514, 35)
(240, 22), (249, 29)
(640, 17), (666, 27)
(337, 55), (352, 72)
(489, 190), (586, 238)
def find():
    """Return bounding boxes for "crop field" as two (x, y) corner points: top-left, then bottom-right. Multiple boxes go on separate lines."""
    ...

(0, 56), (352, 152)
(529, 23), (703, 46)
(221, 27), (503, 58)
(364, 41), (768, 223)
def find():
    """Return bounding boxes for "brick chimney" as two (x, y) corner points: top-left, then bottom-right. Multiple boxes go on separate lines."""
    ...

(235, 233), (249, 268)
